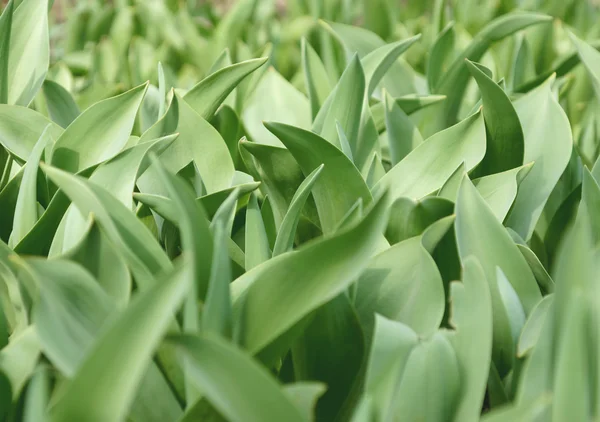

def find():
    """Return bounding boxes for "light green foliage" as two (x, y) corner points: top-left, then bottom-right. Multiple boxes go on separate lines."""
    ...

(0, 0), (599, 421)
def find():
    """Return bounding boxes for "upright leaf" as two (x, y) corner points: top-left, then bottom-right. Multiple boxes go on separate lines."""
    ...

(375, 111), (486, 202)
(51, 83), (148, 173)
(505, 76), (573, 240)
(266, 122), (372, 234)
(245, 193), (271, 270)
(317, 55), (365, 154)
(447, 257), (493, 422)
(7, 0), (49, 106)
(42, 80), (80, 129)
(172, 334), (305, 422)
(9, 127), (51, 247)
(0, 0), (14, 104)
(50, 262), (189, 422)
(232, 192), (389, 358)
(273, 165), (323, 257)
(465, 59), (524, 174)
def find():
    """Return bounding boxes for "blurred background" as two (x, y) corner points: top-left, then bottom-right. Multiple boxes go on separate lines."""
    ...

(2, 0), (600, 145)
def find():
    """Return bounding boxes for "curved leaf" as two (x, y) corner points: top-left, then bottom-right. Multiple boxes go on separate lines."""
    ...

(447, 257), (493, 422)
(266, 122), (372, 234)
(7, 0), (49, 106)
(505, 75), (573, 240)
(273, 164), (323, 256)
(436, 12), (551, 127)
(42, 80), (80, 129)
(0, 105), (63, 161)
(362, 35), (421, 96)
(172, 334), (305, 422)
(465, 59), (524, 174)
(355, 235), (445, 337)
(375, 111), (486, 202)
(49, 261), (189, 422)
(51, 83), (148, 173)
(231, 192), (389, 357)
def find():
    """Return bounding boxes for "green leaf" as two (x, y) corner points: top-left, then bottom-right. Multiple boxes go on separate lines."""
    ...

(172, 334), (305, 422)
(242, 68), (312, 148)
(152, 154), (213, 301)
(9, 126), (51, 247)
(0, 326), (40, 399)
(231, 192), (389, 357)
(41, 164), (171, 285)
(355, 235), (445, 337)
(42, 80), (80, 129)
(428, 22), (455, 93)
(362, 35), (421, 97)
(50, 83), (148, 173)
(510, 34), (536, 91)
(321, 20), (418, 97)
(471, 164), (533, 222)
(292, 294), (364, 422)
(7, 0), (49, 106)
(51, 135), (175, 255)
(301, 38), (332, 120)
(266, 122), (372, 234)
(465, 59), (524, 174)
(0, 0), (14, 105)
(283, 382), (326, 422)
(384, 91), (424, 165)
(0, 105), (63, 161)
(273, 164), (323, 257)
(239, 141), (315, 229)
(203, 221), (232, 338)
(25, 258), (115, 377)
(375, 111), (486, 202)
(245, 192), (271, 270)
(435, 12), (551, 127)
(50, 261), (189, 422)
(517, 294), (553, 357)
(23, 366), (50, 422)
(139, 93), (235, 195)
(447, 257), (493, 422)
(553, 294), (590, 422)
(570, 31), (600, 102)
(391, 332), (461, 422)
(455, 176), (541, 374)
(316, 55), (365, 154)
(363, 316), (418, 421)
(505, 75), (573, 240)
(480, 395), (551, 422)
(61, 220), (131, 308)
(0, 166), (22, 242)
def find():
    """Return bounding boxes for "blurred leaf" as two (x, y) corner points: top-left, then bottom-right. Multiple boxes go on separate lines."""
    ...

(0, 105), (63, 161)
(7, 0), (49, 106)
(243, 69), (312, 148)
(50, 261), (189, 422)
(184, 58), (268, 121)
(0, 0), (14, 105)
(172, 334), (305, 422)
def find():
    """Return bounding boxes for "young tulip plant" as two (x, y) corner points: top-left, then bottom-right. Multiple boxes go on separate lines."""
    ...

(1, 0), (600, 421)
